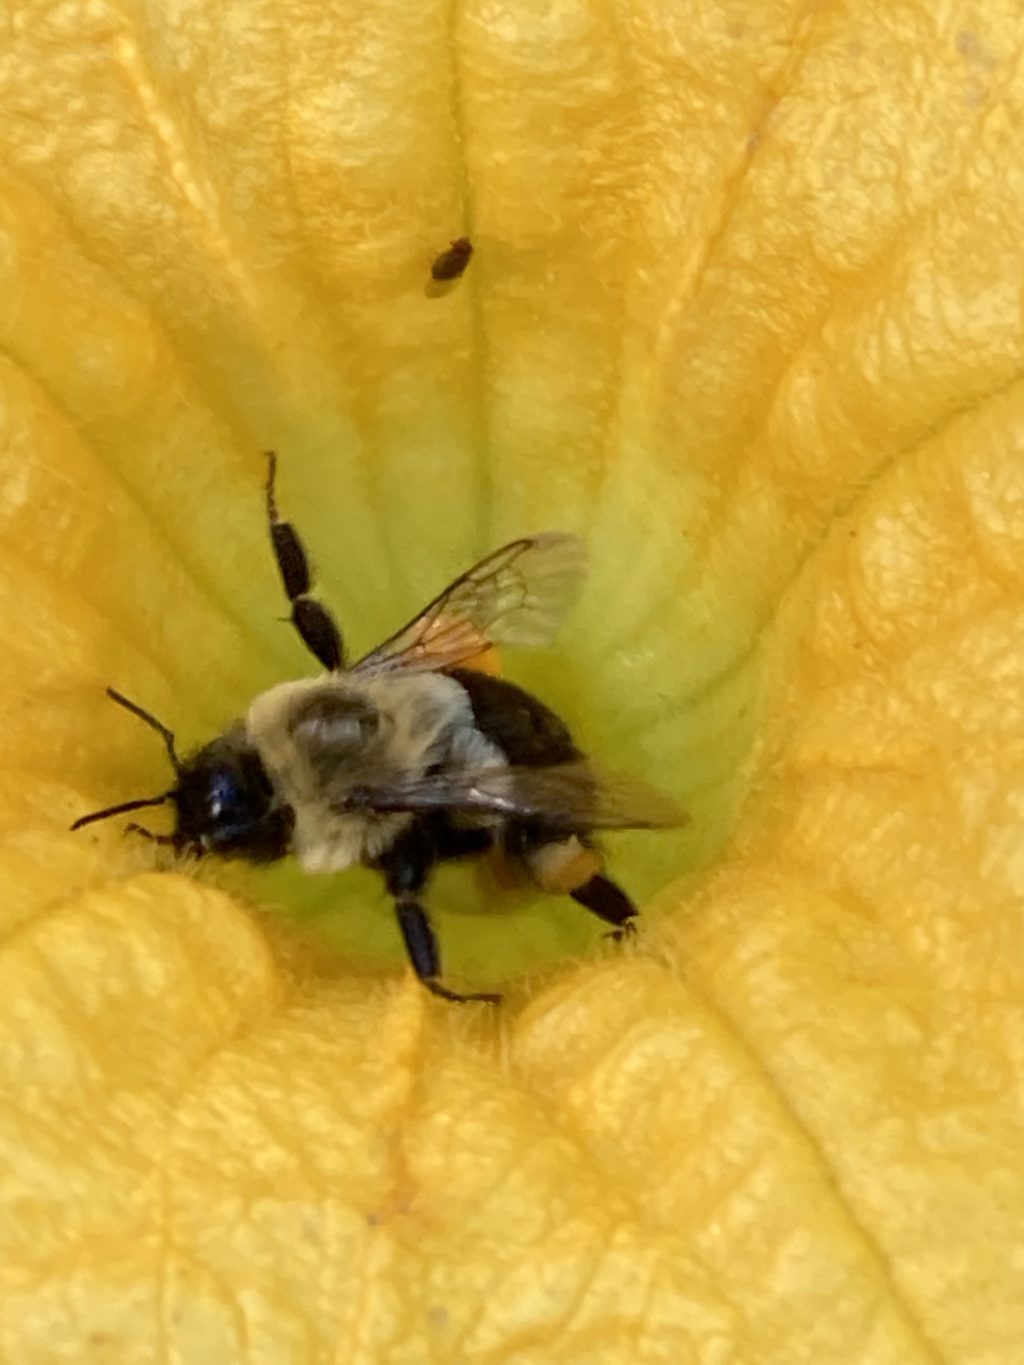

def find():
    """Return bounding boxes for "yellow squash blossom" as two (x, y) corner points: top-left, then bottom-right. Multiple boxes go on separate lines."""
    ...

(2, 2), (1023, 1361)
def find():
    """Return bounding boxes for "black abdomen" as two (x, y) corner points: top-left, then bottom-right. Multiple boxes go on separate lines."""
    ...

(448, 668), (581, 768)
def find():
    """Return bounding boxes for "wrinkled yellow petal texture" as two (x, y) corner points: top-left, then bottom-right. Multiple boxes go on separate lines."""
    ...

(1, 1), (1023, 1361)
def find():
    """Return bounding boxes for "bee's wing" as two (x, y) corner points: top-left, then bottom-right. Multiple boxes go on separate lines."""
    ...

(351, 533), (585, 677)
(340, 763), (685, 831)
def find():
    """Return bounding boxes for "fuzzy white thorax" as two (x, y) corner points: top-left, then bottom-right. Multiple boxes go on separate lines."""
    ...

(245, 670), (504, 874)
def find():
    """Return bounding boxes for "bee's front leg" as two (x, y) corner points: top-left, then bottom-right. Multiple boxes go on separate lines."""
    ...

(264, 451), (345, 671)
(376, 820), (501, 1005)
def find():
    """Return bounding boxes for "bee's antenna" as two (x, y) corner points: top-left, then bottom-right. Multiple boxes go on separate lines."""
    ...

(70, 792), (174, 833)
(105, 687), (181, 772)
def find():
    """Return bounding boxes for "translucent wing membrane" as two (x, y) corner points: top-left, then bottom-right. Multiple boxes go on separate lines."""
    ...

(339, 763), (685, 831)
(353, 533), (586, 677)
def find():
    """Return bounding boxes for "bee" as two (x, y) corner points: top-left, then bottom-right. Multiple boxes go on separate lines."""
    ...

(430, 236), (473, 282)
(72, 454), (681, 1002)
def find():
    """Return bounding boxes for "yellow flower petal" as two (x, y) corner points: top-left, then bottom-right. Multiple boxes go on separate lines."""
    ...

(2, 2), (1023, 1361)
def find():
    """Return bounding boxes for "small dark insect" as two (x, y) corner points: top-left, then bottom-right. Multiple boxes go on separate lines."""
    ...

(72, 452), (682, 1003)
(430, 236), (473, 282)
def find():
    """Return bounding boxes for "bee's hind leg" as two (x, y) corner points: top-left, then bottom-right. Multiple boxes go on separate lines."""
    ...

(512, 825), (639, 941)
(264, 451), (345, 671)
(570, 874), (639, 941)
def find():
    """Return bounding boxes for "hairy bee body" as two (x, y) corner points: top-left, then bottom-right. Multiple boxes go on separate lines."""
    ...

(72, 454), (681, 1003)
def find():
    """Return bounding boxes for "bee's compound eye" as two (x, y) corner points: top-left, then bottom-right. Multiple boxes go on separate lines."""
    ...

(208, 768), (243, 820)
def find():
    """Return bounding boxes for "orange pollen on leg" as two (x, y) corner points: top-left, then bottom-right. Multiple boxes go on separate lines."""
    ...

(528, 837), (603, 894)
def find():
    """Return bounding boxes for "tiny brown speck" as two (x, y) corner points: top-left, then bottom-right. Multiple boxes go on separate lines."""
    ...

(431, 237), (473, 281)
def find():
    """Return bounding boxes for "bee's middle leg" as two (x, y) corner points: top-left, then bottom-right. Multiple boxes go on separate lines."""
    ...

(394, 900), (500, 1004)
(377, 820), (501, 1005)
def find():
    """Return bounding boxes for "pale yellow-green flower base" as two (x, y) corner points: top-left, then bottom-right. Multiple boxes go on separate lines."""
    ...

(2, 3), (1024, 1361)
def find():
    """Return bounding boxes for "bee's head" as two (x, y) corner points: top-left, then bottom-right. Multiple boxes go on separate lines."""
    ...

(71, 689), (294, 864)
(172, 729), (294, 861)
